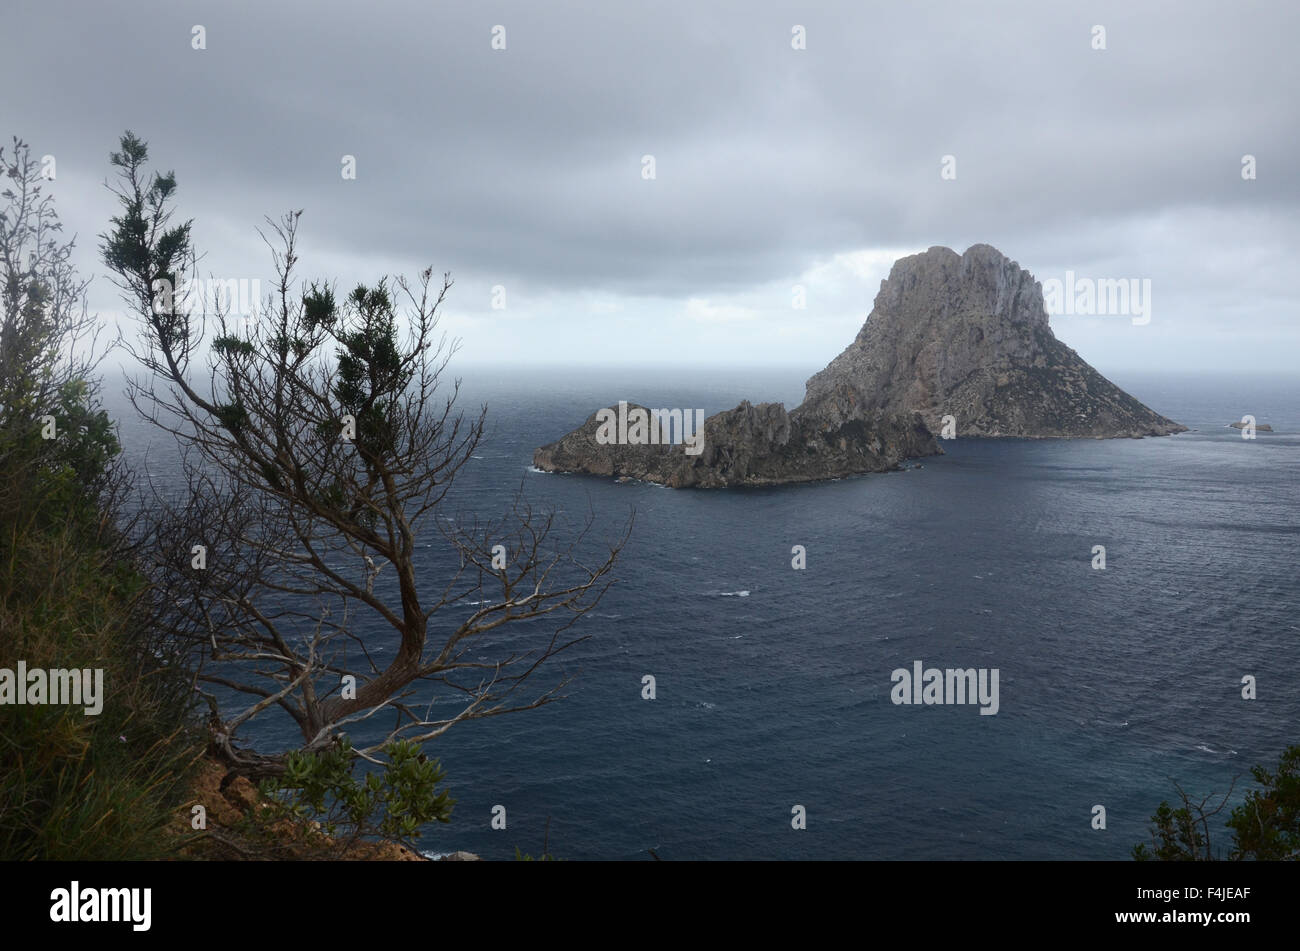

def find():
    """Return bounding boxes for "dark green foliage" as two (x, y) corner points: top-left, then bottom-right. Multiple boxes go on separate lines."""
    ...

(100, 131), (192, 319)
(212, 335), (255, 358)
(302, 282), (336, 331)
(1132, 800), (1212, 862)
(257, 736), (454, 848)
(1226, 745), (1300, 860)
(1134, 745), (1300, 861)
(214, 401), (249, 435)
(331, 279), (410, 467)
(0, 377), (121, 532)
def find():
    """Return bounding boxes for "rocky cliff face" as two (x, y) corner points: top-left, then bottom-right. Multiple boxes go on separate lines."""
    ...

(533, 391), (939, 488)
(803, 244), (1186, 438)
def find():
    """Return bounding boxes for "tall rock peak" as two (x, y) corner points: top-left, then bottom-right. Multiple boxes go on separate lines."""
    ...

(804, 244), (1185, 439)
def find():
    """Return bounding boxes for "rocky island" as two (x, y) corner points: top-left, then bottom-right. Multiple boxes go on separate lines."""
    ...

(532, 388), (938, 488)
(533, 244), (1186, 488)
(804, 244), (1187, 439)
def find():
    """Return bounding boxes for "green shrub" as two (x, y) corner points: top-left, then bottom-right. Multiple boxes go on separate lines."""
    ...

(0, 503), (201, 860)
(256, 736), (454, 852)
(1226, 745), (1300, 860)
(1134, 744), (1300, 861)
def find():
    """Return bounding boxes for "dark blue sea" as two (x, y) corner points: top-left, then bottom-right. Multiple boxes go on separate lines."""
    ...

(115, 367), (1300, 860)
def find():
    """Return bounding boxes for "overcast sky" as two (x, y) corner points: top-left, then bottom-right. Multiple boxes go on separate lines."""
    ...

(4, 0), (1296, 375)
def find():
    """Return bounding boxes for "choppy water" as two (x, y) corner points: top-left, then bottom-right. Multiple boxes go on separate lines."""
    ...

(114, 367), (1300, 859)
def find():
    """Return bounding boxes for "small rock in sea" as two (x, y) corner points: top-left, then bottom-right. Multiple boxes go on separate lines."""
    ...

(1229, 421), (1273, 431)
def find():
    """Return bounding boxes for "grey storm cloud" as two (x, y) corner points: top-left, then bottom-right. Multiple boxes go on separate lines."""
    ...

(2, 0), (1296, 368)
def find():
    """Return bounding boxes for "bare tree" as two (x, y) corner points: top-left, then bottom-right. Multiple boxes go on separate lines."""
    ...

(100, 131), (629, 777)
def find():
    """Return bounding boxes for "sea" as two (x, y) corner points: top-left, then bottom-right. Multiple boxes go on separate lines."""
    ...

(113, 367), (1299, 860)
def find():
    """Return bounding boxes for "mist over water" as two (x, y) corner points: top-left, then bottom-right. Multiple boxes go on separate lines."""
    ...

(111, 367), (1300, 859)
